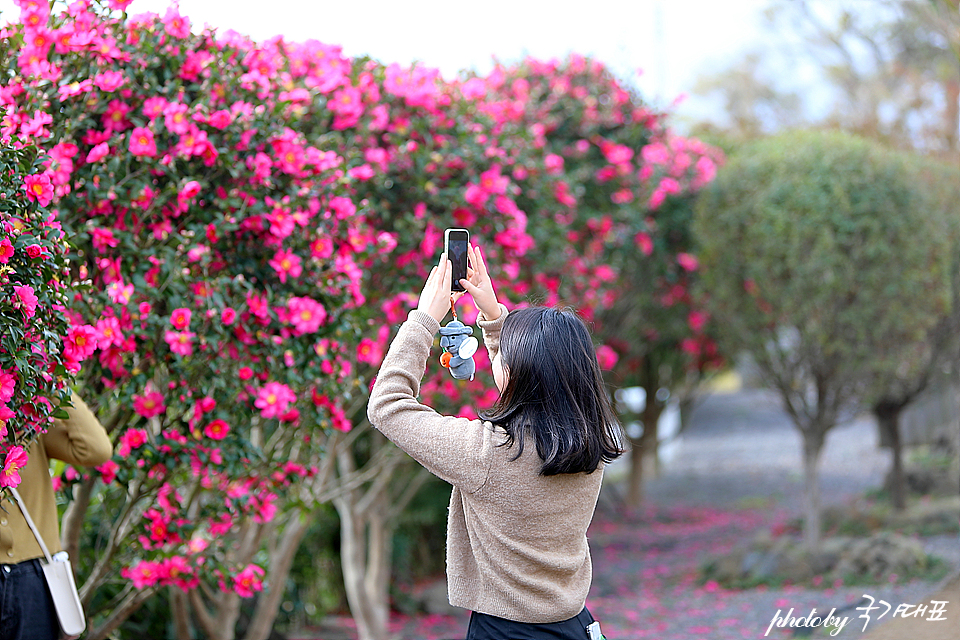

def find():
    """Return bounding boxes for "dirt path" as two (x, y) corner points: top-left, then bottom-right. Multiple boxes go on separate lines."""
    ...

(859, 573), (958, 640)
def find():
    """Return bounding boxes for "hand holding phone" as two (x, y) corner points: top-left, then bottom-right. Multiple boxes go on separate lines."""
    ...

(459, 243), (501, 321)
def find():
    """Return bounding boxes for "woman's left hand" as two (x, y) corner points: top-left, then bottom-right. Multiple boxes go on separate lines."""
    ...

(416, 254), (454, 323)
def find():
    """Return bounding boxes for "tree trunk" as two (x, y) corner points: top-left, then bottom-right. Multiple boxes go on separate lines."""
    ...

(875, 403), (906, 512)
(243, 514), (311, 640)
(170, 587), (192, 640)
(336, 494), (390, 640)
(189, 588), (241, 640)
(801, 432), (825, 554)
(625, 435), (645, 509)
(60, 475), (95, 562)
(944, 79), (959, 153)
(626, 399), (661, 510)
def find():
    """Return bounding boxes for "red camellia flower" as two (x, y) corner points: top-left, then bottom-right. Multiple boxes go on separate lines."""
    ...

(169, 307), (192, 330)
(132, 390), (166, 418)
(204, 419), (230, 440)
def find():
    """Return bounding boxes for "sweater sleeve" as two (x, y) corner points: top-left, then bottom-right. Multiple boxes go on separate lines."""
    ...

(477, 304), (508, 362)
(367, 310), (493, 493)
(43, 392), (114, 467)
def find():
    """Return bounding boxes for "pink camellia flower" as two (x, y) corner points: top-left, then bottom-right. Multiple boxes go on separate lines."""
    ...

(23, 174), (53, 207)
(107, 280), (134, 305)
(12, 285), (39, 319)
(0, 370), (16, 403)
(0, 237), (13, 263)
(162, 5), (191, 39)
(649, 177), (682, 210)
(681, 337), (701, 357)
(169, 307), (192, 330)
(178, 180), (201, 202)
(464, 182), (487, 208)
(688, 310), (708, 333)
(164, 330), (195, 357)
(132, 389), (166, 418)
(95, 316), (123, 350)
(544, 153), (564, 174)
(122, 560), (162, 589)
(0, 446), (30, 488)
(96, 459), (119, 484)
(268, 249), (302, 284)
(356, 338), (383, 366)
(220, 307), (237, 325)
(163, 102), (190, 134)
(635, 231), (654, 257)
(160, 556), (198, 590)
(85, 142), (109, 162)
(347, 164), (374, 181)
(93, 69), (125, 92)
(287, 296), (327, 335)
(233, 564), (265, 598)
(309, 236), (333, 260)
(129, 126), (157, 157)
(91, 227), (119, 253)
(460, 77), (486, 100)
(0, 405), (12, 438)
(254, 382), (296, 420)
(479, 165), (509, 195)
(117, 428), (148, 456)
(206, 109), (232, 129)
(142, 96), (168, 119)
(204, 419), (230, 440)
(64, 324), (98, 362)
(187, 537), (209, 555)
(251, 492), (278, 523)
(595, 345), (619, 370)
(677, 252), (699, 272)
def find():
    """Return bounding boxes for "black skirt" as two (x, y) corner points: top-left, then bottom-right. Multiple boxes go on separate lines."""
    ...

(465, 607), (597, 640)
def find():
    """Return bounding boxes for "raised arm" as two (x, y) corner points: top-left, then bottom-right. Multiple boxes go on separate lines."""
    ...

(366, 254), (494, 492)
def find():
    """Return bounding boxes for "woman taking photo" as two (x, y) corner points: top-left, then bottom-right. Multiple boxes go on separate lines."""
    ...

(368, 244), (621, 639)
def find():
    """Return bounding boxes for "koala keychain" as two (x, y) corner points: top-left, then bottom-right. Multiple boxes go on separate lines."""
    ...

(438, 295), (479, 381)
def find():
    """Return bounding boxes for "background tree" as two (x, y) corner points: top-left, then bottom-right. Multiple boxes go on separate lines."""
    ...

(475, 57), (726, 508)
(694, 130), (955, 552)
(693, 0), (960, 156)
(867, 156), (960, 511)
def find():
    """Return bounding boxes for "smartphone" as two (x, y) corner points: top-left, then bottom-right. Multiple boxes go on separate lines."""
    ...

(444, 228), (469, 292)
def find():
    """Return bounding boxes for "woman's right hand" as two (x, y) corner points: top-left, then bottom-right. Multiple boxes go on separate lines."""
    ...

(459, 244), (501, 321)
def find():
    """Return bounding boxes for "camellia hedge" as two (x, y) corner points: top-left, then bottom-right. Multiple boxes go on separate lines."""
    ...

(0, 133), (78, 492)
(0, 1), (722, 638)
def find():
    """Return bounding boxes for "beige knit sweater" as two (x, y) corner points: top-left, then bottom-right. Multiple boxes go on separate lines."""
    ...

(367, 307), (602, 623)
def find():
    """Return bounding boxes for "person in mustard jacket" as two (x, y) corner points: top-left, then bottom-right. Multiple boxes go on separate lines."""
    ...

(0, 393), (113, 640)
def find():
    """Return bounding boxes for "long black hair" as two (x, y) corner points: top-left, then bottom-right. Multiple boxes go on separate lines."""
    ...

(480, 306), (624, 476)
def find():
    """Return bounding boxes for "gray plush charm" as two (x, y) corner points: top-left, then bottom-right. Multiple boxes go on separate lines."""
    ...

(438, 320), (479, 381)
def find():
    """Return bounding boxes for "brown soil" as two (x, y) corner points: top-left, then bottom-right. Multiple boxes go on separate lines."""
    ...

(860, 572), (959, 640)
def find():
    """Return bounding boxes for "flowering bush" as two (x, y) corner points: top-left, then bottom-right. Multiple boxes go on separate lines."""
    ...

(0, 134), (77, 493)
(1, 1), (384, 637)
(0, 1), (724, 638)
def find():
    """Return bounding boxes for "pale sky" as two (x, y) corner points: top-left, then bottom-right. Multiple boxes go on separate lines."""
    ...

(0, 0), (777, 130)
